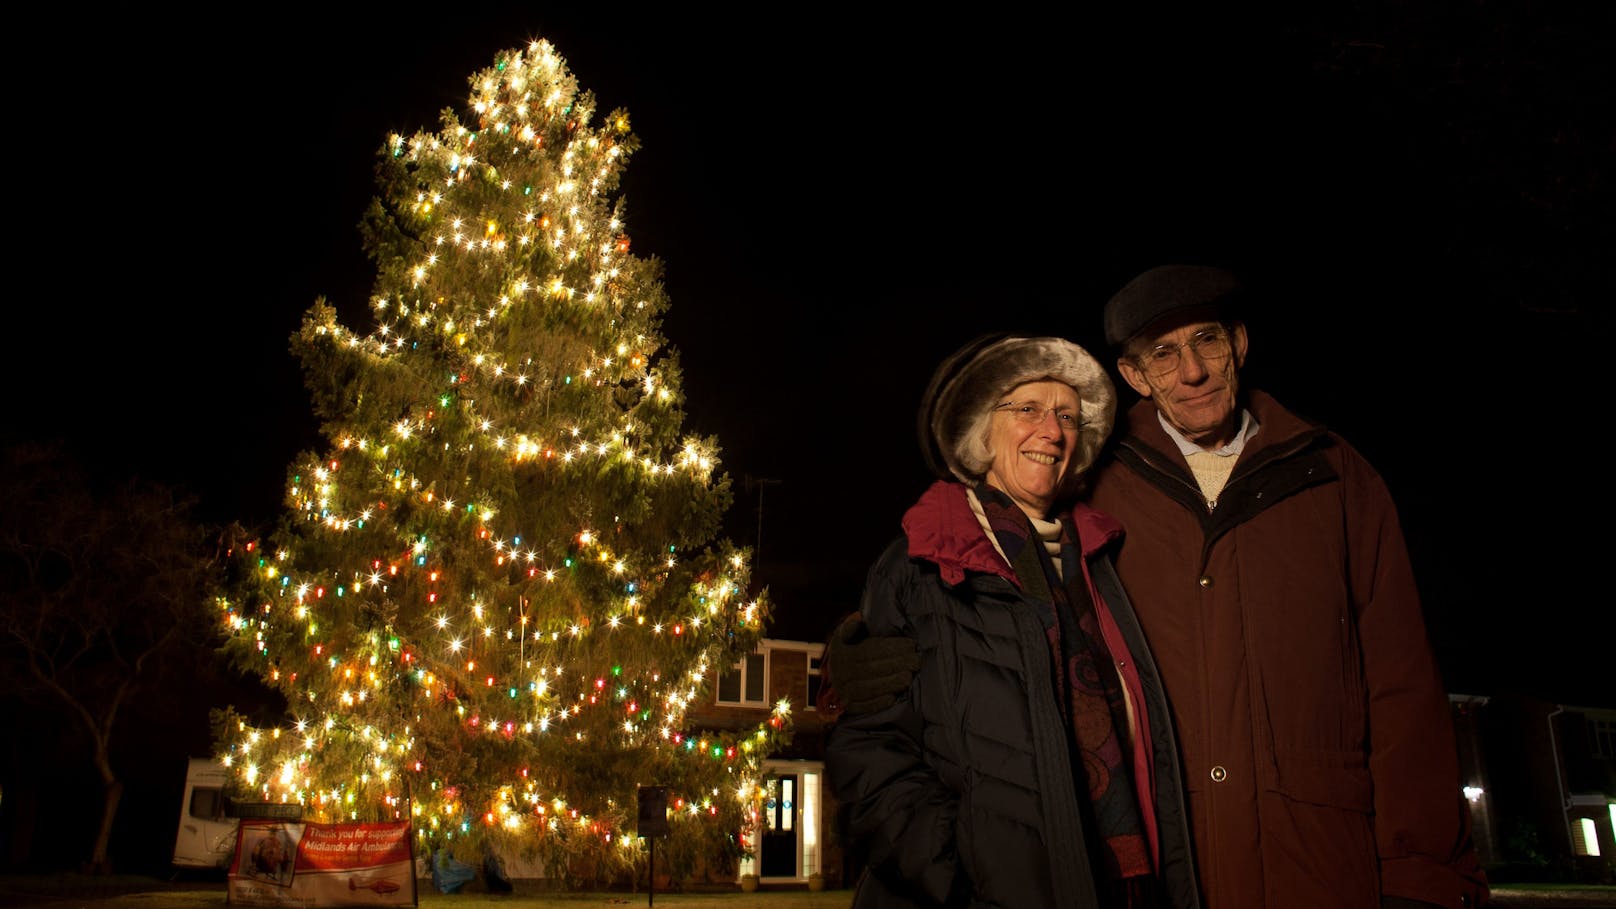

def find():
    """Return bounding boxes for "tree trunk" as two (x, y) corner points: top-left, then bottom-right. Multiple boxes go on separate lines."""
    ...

(86, 758), (122, 874)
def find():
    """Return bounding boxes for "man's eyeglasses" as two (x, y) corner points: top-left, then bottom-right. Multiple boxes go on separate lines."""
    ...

(1136, 327), (1233, 378)
(993, 401), (1081, 430)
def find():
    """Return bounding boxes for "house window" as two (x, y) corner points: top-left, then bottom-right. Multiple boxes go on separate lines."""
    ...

(1589, 717), (1616, 760)
(807, 653), (824, 711)
(1572, 816), (1602, 857)
(718, 651), (766, 706)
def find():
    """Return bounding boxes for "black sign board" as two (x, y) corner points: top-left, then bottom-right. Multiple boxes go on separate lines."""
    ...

(637, 786), (670, 838)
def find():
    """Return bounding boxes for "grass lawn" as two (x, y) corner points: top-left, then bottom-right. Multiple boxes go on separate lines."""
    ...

(6, 873), (1615, 908)
(0, 873), (855, 909)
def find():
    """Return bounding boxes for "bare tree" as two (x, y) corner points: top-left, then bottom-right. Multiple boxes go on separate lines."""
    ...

(0, 441), (222, 873)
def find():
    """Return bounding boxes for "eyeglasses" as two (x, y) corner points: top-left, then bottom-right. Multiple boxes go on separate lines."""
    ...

(1135, 327), (1233, 378)
(993, 401), (1081, 430)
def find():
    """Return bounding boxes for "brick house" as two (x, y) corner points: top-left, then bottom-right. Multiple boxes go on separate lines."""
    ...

(1452, 693), (1616, 883)
(684, 636), (848, 888)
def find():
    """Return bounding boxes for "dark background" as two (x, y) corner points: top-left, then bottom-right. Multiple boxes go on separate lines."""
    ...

(5, 10), (1611, 866)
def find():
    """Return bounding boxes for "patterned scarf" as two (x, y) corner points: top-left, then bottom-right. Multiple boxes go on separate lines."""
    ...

(974, 484), (1156, 901)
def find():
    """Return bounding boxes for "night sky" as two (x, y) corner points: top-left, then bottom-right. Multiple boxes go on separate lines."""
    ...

(13, 7), (1612, 705)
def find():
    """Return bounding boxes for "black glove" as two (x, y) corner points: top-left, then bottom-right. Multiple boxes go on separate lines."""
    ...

(826, 613), (920, 715)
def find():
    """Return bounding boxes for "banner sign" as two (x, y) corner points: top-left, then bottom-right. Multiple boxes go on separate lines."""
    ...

(228, 819), (416, 907)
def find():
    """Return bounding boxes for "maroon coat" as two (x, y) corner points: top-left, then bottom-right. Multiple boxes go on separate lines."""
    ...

(1087, 390), (1487, 909)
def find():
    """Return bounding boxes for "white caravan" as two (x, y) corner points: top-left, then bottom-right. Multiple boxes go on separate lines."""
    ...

(172, 758), (300, 870)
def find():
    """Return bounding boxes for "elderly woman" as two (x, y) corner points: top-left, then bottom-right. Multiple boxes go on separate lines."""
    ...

(825, 334), (1200, 909)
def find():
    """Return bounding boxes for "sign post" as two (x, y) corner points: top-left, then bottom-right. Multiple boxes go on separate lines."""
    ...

(637, 786), (670, 907)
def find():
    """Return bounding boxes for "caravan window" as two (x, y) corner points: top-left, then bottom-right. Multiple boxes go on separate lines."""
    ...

(189, 787), (223, 821)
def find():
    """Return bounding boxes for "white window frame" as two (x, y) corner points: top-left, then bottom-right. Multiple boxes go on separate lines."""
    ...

(717, 649), (768, 707)
(807, 651), (825, 712)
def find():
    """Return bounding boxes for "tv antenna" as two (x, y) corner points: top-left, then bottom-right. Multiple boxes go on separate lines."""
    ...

(743, 475), (782, 557)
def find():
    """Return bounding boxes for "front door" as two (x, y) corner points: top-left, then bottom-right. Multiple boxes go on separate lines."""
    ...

(760, 773), (798, 878)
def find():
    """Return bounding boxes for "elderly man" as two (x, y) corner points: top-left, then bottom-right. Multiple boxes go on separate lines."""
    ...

(1087, 264), (1486, 909)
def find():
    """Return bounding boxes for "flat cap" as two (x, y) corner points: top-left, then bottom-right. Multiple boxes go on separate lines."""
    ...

(1103, 264), (1244, 348)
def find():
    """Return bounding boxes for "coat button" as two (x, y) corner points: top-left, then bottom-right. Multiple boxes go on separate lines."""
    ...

(1198, 576), (1213, 589)
(1210, 766), (1228, 782)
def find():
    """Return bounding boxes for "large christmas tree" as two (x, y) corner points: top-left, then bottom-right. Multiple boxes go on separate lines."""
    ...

(214, 37), (788, 883)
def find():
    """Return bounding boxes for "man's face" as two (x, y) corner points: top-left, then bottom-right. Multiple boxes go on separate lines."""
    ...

(1117, 317), (1248, 449)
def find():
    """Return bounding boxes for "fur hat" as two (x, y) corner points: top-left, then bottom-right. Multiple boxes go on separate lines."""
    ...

(1103, 264), (1244, 348)
(918, 333), (1115, 487)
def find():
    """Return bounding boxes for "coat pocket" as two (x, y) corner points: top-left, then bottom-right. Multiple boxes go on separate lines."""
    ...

(1269, 748), (1373, 812)
(1262, 748), (1380, 906)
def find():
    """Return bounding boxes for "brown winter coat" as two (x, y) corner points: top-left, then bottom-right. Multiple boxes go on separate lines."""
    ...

(1087, 390), (1487, 909)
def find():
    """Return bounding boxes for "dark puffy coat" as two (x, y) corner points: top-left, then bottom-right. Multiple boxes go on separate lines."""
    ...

(1087, 390), (1488, 909)
(826, 480), (1199, 909)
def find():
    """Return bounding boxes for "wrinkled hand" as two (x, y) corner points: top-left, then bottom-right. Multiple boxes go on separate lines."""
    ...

(827, 614), (920, 715)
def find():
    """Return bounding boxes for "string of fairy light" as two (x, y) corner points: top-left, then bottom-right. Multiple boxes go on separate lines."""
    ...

(215, 39), (790, 847)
